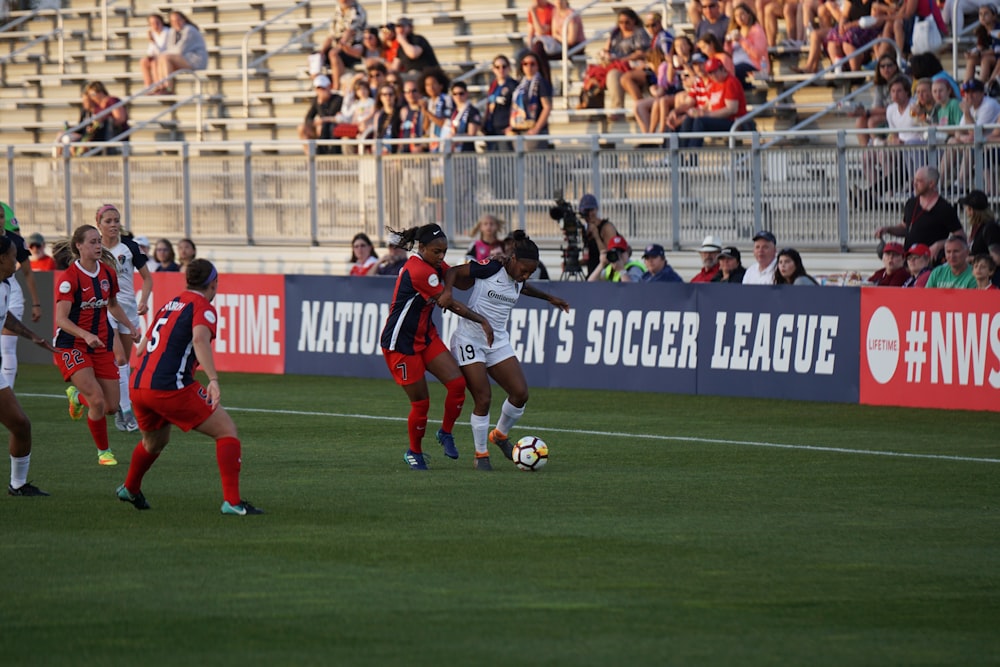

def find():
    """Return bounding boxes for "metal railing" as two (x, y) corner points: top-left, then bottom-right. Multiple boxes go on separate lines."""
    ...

(240, 0), (313, 118)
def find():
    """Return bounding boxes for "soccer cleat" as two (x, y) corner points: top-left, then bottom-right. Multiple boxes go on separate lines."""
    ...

(474, 455), (493, 471)
(97, 450), (118, 466)
(116, 484), (150, 510)
(66, 386), (84, 420)
(122, 409), (139, 432)
(221, 499), (264, 515)
(403, 449), (428, 470)
(8, 482), (50, 497)
(489, 429), (514, 460)
(114, 409), (128, 432)
(436, 429), (459, 459)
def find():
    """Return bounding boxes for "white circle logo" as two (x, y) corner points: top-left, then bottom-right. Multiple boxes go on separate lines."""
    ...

(866, 306), (900, 384)
(428, 274), (439, 287)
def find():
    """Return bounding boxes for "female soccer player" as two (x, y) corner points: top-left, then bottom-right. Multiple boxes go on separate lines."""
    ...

(443, 230), (569, 470)
(117, 259), (262, 515)
(0, 235), (57, 496)
(379, 223), (494, 470)
(1, 202), (43, 390)
(53, 225), (133, 466)
(96, 204), (153, 433)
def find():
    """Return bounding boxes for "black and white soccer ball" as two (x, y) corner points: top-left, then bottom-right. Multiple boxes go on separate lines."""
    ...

(512, 436), (548, 472)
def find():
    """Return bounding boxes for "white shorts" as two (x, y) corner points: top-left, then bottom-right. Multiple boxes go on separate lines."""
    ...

(109, 300), (140, 336)
(449, 330), (516, 368)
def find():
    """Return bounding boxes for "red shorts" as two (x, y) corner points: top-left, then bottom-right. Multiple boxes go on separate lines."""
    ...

(131, 383), (216, 433)
(382, 335), (449, 386)
(53, 347), (118, 382)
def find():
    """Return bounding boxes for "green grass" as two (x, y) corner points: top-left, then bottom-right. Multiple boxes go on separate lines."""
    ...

(2, 364), (999, 666)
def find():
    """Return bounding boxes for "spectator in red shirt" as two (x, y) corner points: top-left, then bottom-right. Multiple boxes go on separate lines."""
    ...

(868, 241), (909, 286)
(690, 235), (723, 282)
(27, 233), (56, 271)
(678, 57), (746, 147)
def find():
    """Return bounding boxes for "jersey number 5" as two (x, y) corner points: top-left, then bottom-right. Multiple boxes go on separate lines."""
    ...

(146, 316), (170, 352)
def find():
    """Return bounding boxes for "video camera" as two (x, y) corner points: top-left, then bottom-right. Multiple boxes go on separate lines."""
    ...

(550, 191), (584, 278)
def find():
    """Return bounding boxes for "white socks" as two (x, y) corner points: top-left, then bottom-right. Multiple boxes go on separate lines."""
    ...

(1, 333), (18, 389)
(496, 399), (525, 436)
(10, 453), (29, 489)
(118, 363), (131, 411)
(470, 413), (490, 455)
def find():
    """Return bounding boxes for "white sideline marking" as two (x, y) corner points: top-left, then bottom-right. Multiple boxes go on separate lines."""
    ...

(23, 393), (1000, 465)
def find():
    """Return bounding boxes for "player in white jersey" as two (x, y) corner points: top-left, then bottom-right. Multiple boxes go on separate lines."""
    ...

(95, 204), (153, 432)
(443, 230), (569, 470)
(0, 234), (58, 496)
(1, 203), (43, 390)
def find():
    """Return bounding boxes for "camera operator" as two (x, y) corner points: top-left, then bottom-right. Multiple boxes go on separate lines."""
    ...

(578, 193), (620, 276)
(588, 235), (645, 282)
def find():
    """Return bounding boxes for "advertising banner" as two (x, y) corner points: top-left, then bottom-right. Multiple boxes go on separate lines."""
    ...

(860, 287), (1000, 412)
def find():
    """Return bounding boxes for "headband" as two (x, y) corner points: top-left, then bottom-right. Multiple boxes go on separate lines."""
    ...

(202, 266), (218, 287)
(417, 224), (445, 245)
(95, 204), (119, 222)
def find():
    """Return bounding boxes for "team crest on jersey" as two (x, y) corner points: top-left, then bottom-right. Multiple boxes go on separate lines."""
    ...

(428, 274), (439, 287)
(477, 258), (491, 266)
(100, 278), (111, 293)
(205, 311), (216, 324)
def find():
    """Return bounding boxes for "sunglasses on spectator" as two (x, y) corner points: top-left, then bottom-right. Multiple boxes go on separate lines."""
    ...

(494, 63), (510, 69)
(452, 90), (467, 97)
(521, 60), (538, 67)
(404, 88), (419, 93)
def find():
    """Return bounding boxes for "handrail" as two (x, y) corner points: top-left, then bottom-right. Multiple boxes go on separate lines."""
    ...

(0, 27), (61, 66)
(242, 18), (331, 116)
(241, 0), (311, 119)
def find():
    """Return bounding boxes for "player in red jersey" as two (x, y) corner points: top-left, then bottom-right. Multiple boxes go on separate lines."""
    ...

(379, 223), (493, 470)
(116, 259), (262, 515)
(52, 225), (133, 467)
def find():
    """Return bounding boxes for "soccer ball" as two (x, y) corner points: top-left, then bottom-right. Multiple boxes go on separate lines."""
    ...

(512, 436), (548, 472)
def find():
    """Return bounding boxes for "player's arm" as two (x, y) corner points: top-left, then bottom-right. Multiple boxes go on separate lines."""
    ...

(18, 261), (42, 322)
(107, 295), (132, 335)
(522, 284), (570, 312)
(2, 311), (56, 352)
(444, 299), (494, 347)
(444, 263), (475, 291)
(136, 263), (153, 315)
(55, 300), (103, 349)
(192, 323), (221, 405)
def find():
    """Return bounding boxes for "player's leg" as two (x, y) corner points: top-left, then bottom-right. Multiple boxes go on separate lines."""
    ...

(460, 361), (492, 462)
(70, 367), (116, 464)
(486, 351), (526, 460)
(117, 388), (168, 509)
(385, 348), (433, 469)
(1, 279), (25, 388)
(0, 386), (46, 496)
(425, 342), (465, 460)
(193, 404), (259, 513)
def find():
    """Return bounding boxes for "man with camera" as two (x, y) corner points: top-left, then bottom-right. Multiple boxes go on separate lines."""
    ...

(588, 235), (646, 282)
(577, 193), (621, 276)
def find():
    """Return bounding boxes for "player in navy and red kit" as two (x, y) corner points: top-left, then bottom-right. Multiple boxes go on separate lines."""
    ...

(53, 225), (133, 467)
(116, 259), (262, 515)
(380, 223), (493, 470)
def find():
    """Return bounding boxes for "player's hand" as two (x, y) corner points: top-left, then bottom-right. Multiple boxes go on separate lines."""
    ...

(137, 302), (148, 316)
(206, 379), (221, 405)
(83, 332), (103, 349)
(481, 320), (494, 347)
(33, 337), (57, 353)
(436, 287), (454, 309)
(550, 296), (570, 313)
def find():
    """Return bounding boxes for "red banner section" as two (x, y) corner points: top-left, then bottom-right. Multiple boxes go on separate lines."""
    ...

(860, 287), (1000, 412)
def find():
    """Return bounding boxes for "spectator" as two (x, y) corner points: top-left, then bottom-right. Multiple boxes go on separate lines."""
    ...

(690, 235), (723, 282)
(448, 81), (482, 153)
(696, 33), (735, 78)
(466, 214), (505, 262)
(374, 237), (409, 276)
(27, 233), (56, 271)
(384, 71), (404, 100)
(902, 242), (933, 286)
(664, 52), (712, 132)
(379, 23), (399, 67)
(973, 253), (999, 288)
(743, 230), (778, 284)
(372, 84), (401, 152)
(484, 55), (518, 148)
(825, 0), (883, 73)
(153, 238), (180, 272)
(364, 62), (389, 97)
(639, 243), (683, 282)
(177, 238), (196, 272)
(392, 17), (439, 75)
(926, 234), (977, 287)
(726, 3), (770, 87)
(793, 0), (840, 74)
(965, 5), (999, 86)
(930, 76), (963, 126)
(525, 0), (559, 70)
(774, 247), (818, 285)
(868, 241), (910, 285)
(320, 0), (367, 92)
(678, 57), (747, 147)
(140, 14), (171, 89)
(398, 78), (429, 153)
(764, 0), (803, 48)
(952, 79), (1000, 189)
(696, 0), (731, 44)
(588, 235), (645, 282)
(53, 91), (98, 157)
(959, 189), (1000, 257)
(298, 75), (345, 155)
(618, 12), (675, 106)
(885, 76), (923, 146)
(421, 69), (454, 152)
(507, 53), (553, 150)
(154, 11), (208, 94)
(854, 57), (900, 146)
(637, 34), (694, 134)
(875, 165), (962, 262)
(84, 81), (129, 146)
(361, 27), (383, 61)
(349, 233), (379, 275)
(344, 75), (377, 144)
(579, 193), (621, 276)
(714, 245), (747, 283)
(578, 9), (650, 111)
(551, 0), (585, 52)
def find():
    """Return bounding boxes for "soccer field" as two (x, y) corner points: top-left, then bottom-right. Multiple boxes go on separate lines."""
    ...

(2, 364), (998, 666)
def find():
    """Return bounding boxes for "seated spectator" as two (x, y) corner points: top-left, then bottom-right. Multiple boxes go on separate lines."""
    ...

(764, 0), (803, 47)
(379, 24), (399, 66)
(930, 76), (963, 127)
(826, 0), (884, 73)
(153, 238), (180, 272)
(588, 235), (645, 282)
(868, 241), (910, 285)
(578, 8), (650, 110)
(373, 237), (409, 276)
(298, 75), (346, 155)
(84, 81), (129, 146)
(525, 0), (559, 70)
(853, 57), (900, 146)
(372, 84), (401, 152)
(713, 245), (746, 282)
(690, 235), (723, 282)
(155, 11), (208, 94)
(636, 35), (694, 134)
(364, 62), (389, 97)
(639, 243), (683, 282)
(350, 233), (379, 275)
(361, 27), (383, 61)
(551, 0), (585, 55)
(952, 79), (1000, 188)
(965, 5), (999, 86)
(448, 81), (482, 152)
(134, 235), (151, 258)
(902, 242), (933, 286)
(664, 52), (712, 131)
(678, 58), (747, 147)
(320, 0), (367, 92)
(384, 71), (403, 99)
(972, 253), (999, 288)
(960, 189), (1000, 257)
(140, 14), (171, 89)
(725, 3), (769, 88)
(398, 79), (429, 153)
(742, 230), (778, 284)
(775, 247), (818, 285)
(392, 17), (439, 75)
(697, 33), (735, 78)
(618, 12), (675, 107)
(695, 0), (731, 44)
(341, 75), (376, 147)
(793, 0), (839, 74)
(926, 234), (977, 288)
(177, 237), (196, 272)
(483, 55), (518, 147)
(507, 53), (553, 150)
(27, 233), (56, 271)
(421, 69), (454, 152)
(885, 76), (923, 146)
(466, 214), (505, 262)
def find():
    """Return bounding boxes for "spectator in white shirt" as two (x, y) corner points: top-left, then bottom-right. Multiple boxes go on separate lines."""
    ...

(742, 230), (778, 284)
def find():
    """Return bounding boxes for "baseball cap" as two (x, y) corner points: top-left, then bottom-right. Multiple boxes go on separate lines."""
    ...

(314, 74), (332, 89)
(961, 79), (985, 93)
(397, 16), (413, 26)
(753, 230), (776, 244)
(578, 193), (598, 212)
(690, 52), (708, 64)
(704, 58), (723, 74)
(958, 189), (989, 210)
(906, 243), (931, 257)
(28, 232), (44, 246)
(699, 235), (722, 252)
(882, 241), (904, 255)
(607, 235), (629, 251)
(134, 235), (150, 249)
(719, 246), (741, 262)
(642, 243), (665, 259)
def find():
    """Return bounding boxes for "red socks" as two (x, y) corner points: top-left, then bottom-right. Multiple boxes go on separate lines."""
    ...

(215, 437), (242, 505)
(408, 399), (430, 453)
(442, 376), (466, 433)
(87, 415), (109, 452)
(124, 442), (160, 493)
